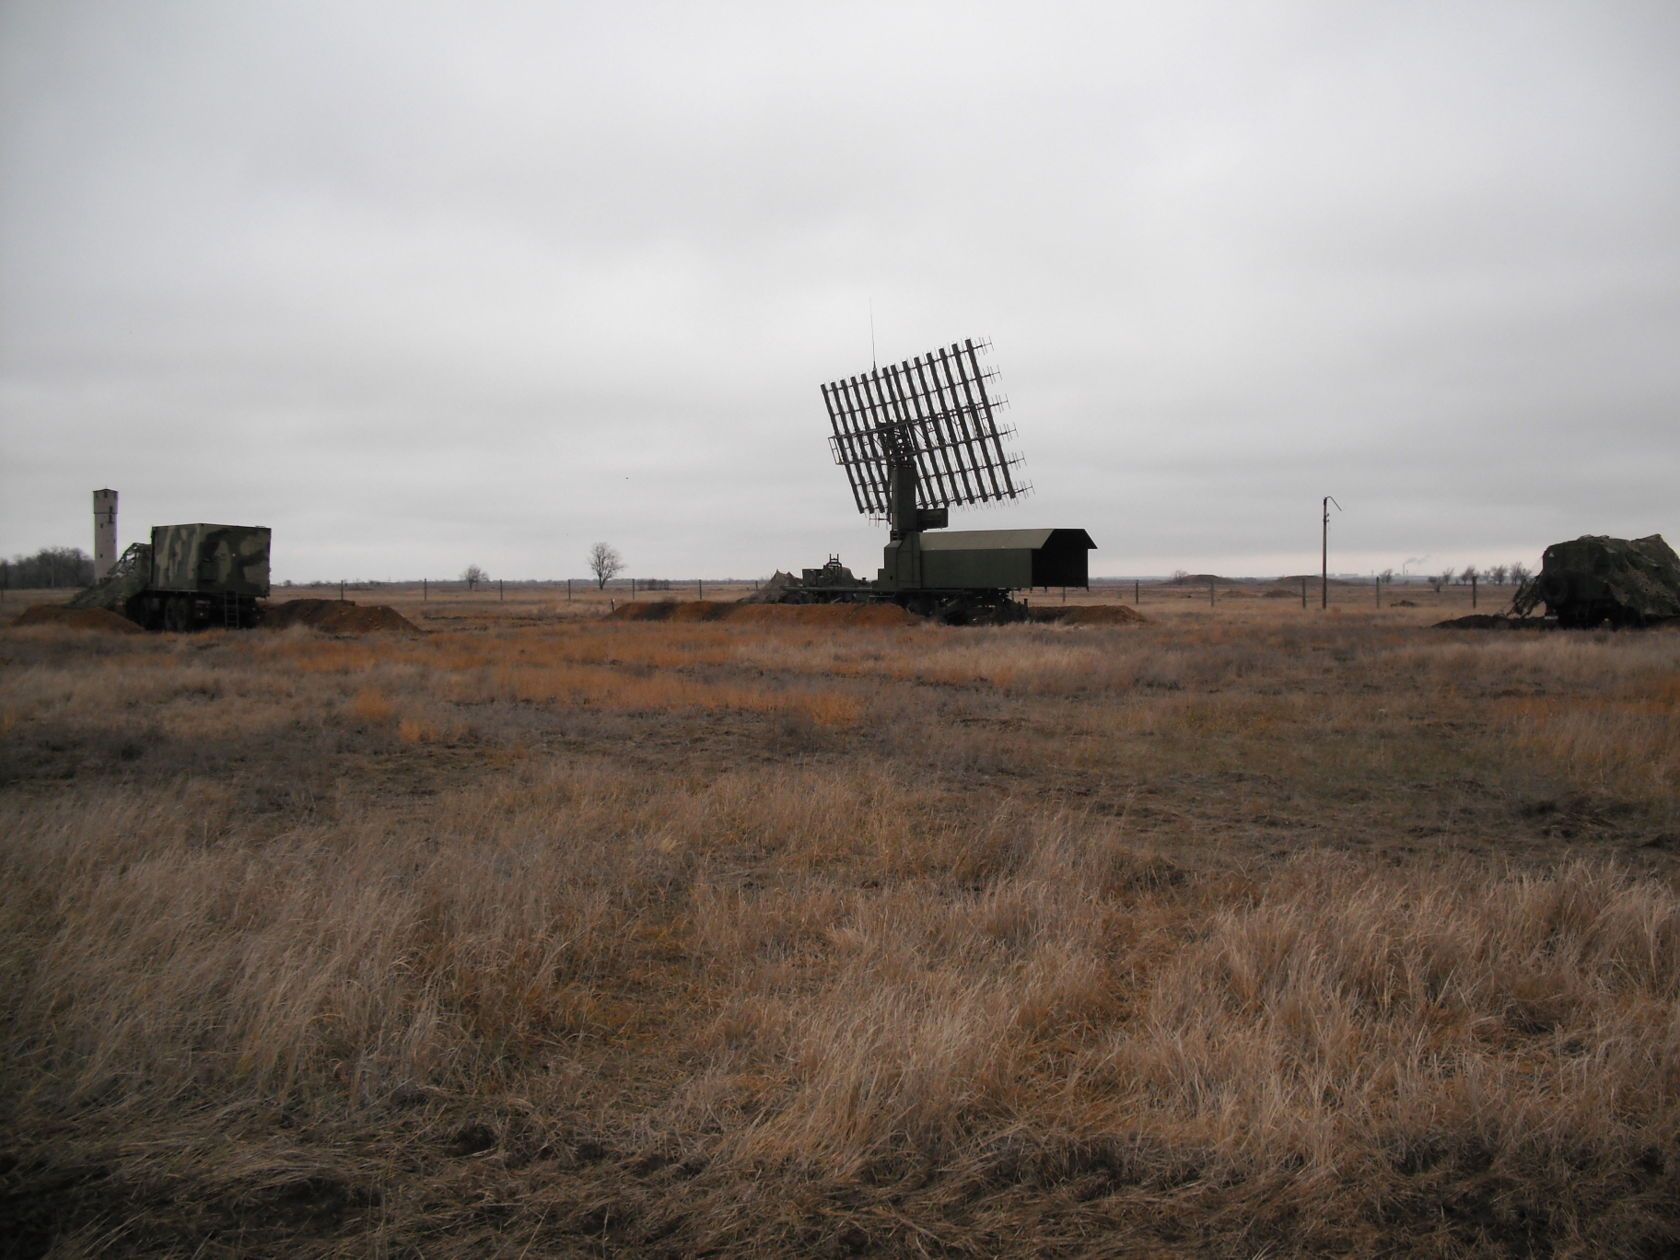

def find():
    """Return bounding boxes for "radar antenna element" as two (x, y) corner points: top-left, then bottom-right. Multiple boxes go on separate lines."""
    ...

(820, 337), (1028, 538)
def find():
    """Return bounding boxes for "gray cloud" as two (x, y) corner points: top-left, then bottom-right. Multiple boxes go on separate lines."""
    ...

(3, 0), (1677, 580)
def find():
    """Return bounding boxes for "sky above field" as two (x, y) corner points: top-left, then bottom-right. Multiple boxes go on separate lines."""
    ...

(2, 1), (1677, 582)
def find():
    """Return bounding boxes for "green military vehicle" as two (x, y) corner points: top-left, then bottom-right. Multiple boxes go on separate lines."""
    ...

(69, 523), (271, 630)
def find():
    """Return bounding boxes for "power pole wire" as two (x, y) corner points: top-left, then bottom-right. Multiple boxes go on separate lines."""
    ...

(1322, 495), (1342, 610)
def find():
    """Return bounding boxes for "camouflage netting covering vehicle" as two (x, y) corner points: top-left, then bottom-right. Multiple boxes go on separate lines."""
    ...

(1512, 533), (1680, 628)
(69, 524), (271, 630)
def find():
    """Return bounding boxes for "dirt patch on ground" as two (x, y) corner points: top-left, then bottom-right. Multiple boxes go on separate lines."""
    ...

(614, 601), (1147, 628)
(1433, 614), (1547, 630)
(612, 600), (917, 627)
(261, 599), (419, 634)
(1030, 605), (1146, 625)
(10, 605), (143, 633)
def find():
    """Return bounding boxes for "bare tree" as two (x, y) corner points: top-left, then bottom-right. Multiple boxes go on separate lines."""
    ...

(1459, 563), (1479, 587)
(588, 543), (624, 590)
(1379, 567), (1394, 584)
(1431, 568), (1455, 594)
(461, 564), (488, 591)
(1488, 563), (1509, 586)
(1510, 561), (1533, 585)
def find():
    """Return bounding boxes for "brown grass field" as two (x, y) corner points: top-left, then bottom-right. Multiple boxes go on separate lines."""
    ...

(2, 582), (1678, 1257)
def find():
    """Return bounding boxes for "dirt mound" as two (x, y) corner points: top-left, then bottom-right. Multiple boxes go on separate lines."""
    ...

(1030, 605), (1146, 625)
(10, 604), (143, 633)
(611, 601), (1148, 628)
(612, 600), (736, 623)
(827, 603), (917, 627)
(261, 599), (419, 634)
(611, 600), (916, 627)
(1433, 614), (1546, 631)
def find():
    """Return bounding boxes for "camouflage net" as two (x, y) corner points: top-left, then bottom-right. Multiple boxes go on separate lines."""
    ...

(67, 543), (151, 612)
(1512, 534), (1680, 628)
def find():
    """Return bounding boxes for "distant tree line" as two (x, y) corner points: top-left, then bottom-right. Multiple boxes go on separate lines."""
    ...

(0, 546), (95, 589)
(1428, 562), (1532, 593)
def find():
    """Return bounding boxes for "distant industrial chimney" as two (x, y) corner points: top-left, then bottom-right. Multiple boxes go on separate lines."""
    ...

(93, 489), (118, 580)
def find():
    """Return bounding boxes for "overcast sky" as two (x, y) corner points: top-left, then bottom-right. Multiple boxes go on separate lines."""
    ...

(2, 1), (1676, 581)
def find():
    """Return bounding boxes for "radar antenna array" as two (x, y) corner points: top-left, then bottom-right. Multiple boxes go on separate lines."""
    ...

(820, 337), (1029, 522)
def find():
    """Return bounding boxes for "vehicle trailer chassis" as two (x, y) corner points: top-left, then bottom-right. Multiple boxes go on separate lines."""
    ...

(125, 591), (262, 631)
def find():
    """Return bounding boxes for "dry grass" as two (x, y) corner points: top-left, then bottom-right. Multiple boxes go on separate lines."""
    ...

(2, 604), (1677, 1256)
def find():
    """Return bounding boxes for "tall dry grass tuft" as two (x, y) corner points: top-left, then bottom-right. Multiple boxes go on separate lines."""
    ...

(687, 854), (1680, 1252)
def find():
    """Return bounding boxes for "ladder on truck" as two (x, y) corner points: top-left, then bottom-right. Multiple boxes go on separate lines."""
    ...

(221, 590), (240, 629)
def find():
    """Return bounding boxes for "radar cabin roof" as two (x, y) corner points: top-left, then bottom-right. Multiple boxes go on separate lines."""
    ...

(918, 528), (1095, 552)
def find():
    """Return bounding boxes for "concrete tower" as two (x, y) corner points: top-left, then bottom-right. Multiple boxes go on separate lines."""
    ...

(93, 489), (118, 580)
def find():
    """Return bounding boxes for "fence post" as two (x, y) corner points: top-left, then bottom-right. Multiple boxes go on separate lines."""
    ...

(631, 577), (636, 599)
(698, 578), (704, 600)
(1209, 578), (1215, 607)
(423, 578), (428, 602)
(1301, 577), (1307, 609)
(1471, 574), (1477, 609)
(1375, 576), (1380, 608)
(567, 578), (572, 603)
(339, 580), (345, 602)
(499, 579), (504, 602)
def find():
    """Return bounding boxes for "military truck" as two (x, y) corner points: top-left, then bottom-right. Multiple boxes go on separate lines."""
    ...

(1512, 534), (1680, 628)
(69, 524), (271, 630)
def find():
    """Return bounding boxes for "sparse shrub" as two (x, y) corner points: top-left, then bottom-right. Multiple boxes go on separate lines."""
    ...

(348, 686), (395, 724)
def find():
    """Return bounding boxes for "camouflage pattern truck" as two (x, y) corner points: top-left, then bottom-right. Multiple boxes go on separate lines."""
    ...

(1512, 533), (1680, 628)
(69, 524), (271, 630)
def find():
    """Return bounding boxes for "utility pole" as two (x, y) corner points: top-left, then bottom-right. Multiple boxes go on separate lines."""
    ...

(1321, 496), (1342, 610)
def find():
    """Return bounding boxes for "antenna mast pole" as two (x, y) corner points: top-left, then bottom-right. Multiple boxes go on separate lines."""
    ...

(1321, 495), (1341, 610)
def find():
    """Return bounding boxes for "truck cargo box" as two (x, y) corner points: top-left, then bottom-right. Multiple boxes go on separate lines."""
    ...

(149, 524), (271, 597)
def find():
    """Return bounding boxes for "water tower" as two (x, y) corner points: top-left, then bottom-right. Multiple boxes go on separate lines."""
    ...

(93, 489), (118, 580)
